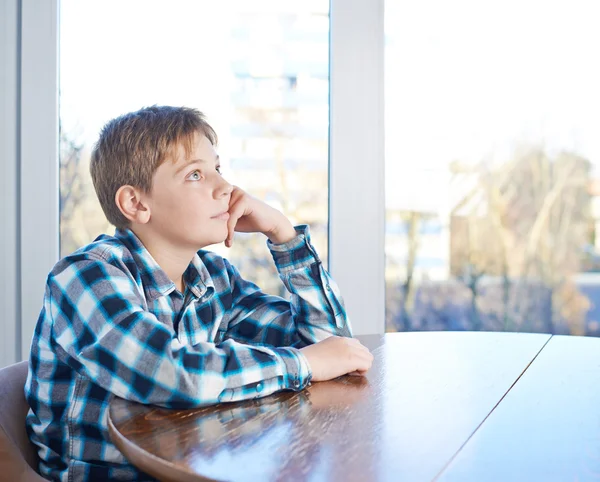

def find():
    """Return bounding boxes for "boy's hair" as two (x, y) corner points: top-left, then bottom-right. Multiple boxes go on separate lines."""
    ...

(90, 105), (217, 229)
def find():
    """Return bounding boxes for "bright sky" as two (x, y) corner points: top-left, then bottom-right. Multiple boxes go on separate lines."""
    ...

(60, 0), (234, 153)
(59, 0), (327, 177)
(385, 0), (600, 210)
(61, 0), (600, 213)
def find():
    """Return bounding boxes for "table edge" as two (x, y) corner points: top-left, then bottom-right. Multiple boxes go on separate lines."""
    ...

(107, 401), (219, 482)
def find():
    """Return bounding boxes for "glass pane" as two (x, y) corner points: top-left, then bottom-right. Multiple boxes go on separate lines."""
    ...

(59, 0), (330, 296)
(385, 0), (600, 336)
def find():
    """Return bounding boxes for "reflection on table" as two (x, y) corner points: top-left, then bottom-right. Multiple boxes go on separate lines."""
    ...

(109, 332), (560, 482)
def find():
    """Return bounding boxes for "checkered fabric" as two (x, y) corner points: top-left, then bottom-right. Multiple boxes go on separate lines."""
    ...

(25, 225), (351, 481)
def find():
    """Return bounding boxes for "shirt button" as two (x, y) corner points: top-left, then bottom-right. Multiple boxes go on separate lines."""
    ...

(256, 383), (263, 392)
(293, 379), (300, 388)
(325, 284), (331, 291)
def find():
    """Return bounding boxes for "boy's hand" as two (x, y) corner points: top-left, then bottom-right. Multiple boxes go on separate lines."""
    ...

(225, 186), (297, 247)
(300, 336), (374, 382)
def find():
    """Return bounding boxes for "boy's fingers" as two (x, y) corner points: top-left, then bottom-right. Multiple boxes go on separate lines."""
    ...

(224, 189), (241, 247)
(225, 198), (245, 247)
(225, 216), (235, 247)
(349, 340), (371, 356)
(348, 370), (367, 377)
(354, 351), (374, 370)
(226, 216), (238, 247)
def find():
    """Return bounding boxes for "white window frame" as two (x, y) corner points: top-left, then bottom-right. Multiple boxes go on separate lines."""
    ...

(5, 0), (384, 366)
(16, 0), (60, 363)
(330, 0), (385, 335)
(0, 0), (20, 367)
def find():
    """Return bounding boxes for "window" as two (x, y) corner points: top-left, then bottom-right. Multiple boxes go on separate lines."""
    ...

(59, 0), (330, 296)
(385, 0), (600, 336)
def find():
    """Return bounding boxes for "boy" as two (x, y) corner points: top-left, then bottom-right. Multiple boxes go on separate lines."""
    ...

(25, 105), (373, 481)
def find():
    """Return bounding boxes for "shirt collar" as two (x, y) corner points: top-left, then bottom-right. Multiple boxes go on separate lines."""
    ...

(184, 253), (215, 300)
(114, 228), (214, 302)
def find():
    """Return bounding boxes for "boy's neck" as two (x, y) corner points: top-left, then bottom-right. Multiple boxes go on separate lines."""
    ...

(130, 227), (195, 294)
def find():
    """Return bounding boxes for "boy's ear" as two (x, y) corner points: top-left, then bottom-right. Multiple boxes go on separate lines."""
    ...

(115, 185), (151, 225)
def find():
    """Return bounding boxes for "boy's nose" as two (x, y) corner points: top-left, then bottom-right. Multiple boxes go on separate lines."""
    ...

(217, 178), (234, 198)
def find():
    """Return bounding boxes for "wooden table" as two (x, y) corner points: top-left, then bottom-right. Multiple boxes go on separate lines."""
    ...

(437, 335), (600, 482)
(107, 332), (600, 482)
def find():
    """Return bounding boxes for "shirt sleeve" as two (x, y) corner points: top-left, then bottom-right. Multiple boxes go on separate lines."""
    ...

(47, 254), (311, 408)
(223, 225), (353, 352)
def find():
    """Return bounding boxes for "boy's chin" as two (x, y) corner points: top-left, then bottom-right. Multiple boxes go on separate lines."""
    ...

(197, 233), (228, 249)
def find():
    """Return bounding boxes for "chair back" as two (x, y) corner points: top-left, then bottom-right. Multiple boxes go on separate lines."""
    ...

(0, 360), (47, 481)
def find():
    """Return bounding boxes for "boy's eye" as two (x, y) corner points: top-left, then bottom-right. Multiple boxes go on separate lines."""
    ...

(187, 170), (202, 181)
(216, 166), (222, 175)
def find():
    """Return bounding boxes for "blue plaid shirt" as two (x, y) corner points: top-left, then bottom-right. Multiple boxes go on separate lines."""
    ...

(25, 225), (351, 481)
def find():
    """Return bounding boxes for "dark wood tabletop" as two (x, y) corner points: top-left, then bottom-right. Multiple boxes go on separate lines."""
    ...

(108, 332), (553, 482)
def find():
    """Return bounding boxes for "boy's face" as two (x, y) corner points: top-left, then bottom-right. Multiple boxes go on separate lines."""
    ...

(143, 132), (233, 250)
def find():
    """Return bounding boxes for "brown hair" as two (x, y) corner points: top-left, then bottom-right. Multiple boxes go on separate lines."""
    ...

(90, 105), (217, 229)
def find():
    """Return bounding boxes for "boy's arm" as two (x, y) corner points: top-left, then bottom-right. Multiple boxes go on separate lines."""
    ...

(223, 225), (352, 348)
(222, 186), (373, 381)
(46, 255), (312, 408)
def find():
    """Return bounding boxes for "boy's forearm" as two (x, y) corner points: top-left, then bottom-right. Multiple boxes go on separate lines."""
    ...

(48, 259), (311, 410)
(269, 225), (353, 341)
(223, 225), (351, 352)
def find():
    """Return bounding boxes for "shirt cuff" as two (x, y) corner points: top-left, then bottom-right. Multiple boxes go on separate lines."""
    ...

(267, 225), (319, 273)
(274, 346), (312, 391)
